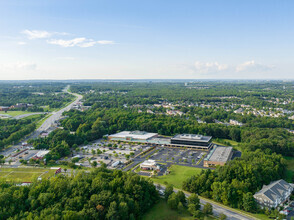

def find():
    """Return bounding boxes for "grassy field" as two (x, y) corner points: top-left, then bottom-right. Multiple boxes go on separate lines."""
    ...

(142, 199), (215, 220)
(151, 165), (203, 188)
(0, 167), (56, 182)
(24, 114), (44, 120)
(0, 111), (28, 117)
(213, 138), (242, 151)
(284, 156), (294, 182)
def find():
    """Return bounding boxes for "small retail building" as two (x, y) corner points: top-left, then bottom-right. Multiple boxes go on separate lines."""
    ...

(140, 159), (160, 171)
(204, 146), (233, 167)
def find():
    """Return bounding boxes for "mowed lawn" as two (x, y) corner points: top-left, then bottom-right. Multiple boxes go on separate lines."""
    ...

(0, 167), (56, 182)
(151, 165), (203, 189)
(213, 138), (242, 152)
(0, 111), (28, 117)
(213, 138), (238, 146)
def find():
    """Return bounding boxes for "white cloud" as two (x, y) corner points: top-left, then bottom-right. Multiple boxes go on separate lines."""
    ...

(47, 38), (87, 47)
(97, 40), (115, 45)
(192, 61), (228, 74)
(47, 38), (115, 48)
(20, 29), (115, 48)
(236, 60), (273, 72)
(21, 29), (68, 40)
(79, 41), (97, 48)
(22, 30), (52, 39)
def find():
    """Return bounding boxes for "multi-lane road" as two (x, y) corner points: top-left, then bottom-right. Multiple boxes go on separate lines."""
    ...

(35, 89), (82, 136)
(1, 86), (83, 157)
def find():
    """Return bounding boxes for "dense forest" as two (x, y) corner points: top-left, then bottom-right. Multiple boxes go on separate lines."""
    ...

(0, 167), (159, 219)
(183, 150), (286, 212)
(0, 82), (74, 110)
(70, 81), (294, 110)
(0, 116), (42, 149)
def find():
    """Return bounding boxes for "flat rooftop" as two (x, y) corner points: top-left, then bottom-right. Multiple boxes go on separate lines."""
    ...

(172, 134), (212, 142)
(109, 131), (158, 140)
(206, 146), (233, 163)
(141, 159), (157, 166)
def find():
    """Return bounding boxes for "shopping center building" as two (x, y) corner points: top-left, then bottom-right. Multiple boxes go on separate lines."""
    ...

(108, 131), (213, 150)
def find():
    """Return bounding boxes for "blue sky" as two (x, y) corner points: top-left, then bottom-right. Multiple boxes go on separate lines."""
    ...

(0, 0), (293, 79)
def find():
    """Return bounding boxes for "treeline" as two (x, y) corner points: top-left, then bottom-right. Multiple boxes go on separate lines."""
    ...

(59, 108), (294, 156)
(0, 167), (159, 219)
(0, 118), (39, 150)
(0, 82), (73, 110)
(0, 93), (74, 110)
(70, 81), (294, 110)
(241, 128), (294, 155)
(30, 129), (84, 162)
(183, 150), (286, 212)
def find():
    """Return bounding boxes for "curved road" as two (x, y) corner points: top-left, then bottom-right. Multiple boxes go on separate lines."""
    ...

(155, 184), (255, 220)
(35, 90), (82, 136)
(1, 86), (83, 157)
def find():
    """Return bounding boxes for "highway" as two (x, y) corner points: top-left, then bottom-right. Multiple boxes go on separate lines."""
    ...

(1, 86), (82, 157)
(155, 183), (255, 220)
(35, 90), (82, 136)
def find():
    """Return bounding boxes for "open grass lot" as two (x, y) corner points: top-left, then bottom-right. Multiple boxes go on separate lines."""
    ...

(151, 165), (203, 189)
(0, 167), (56, 182)
(284, 156), (294, 182)
(0, 111), (28, 117)
(213, 138), (239, 146)
(24, 114), (44, 120)
(142, 199), (215, 220)
(213, 138), (242, 152)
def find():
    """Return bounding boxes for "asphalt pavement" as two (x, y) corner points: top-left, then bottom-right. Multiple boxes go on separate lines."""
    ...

(0, 86), (83, 158)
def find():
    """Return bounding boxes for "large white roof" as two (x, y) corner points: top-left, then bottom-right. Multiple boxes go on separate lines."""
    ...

(141, 159), (156, 166)
(109, 131), (158, 140)
(206, 146), (233, 163)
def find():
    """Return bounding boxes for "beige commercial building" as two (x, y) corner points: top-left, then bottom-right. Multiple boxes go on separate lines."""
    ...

(204, 146), (233, 167)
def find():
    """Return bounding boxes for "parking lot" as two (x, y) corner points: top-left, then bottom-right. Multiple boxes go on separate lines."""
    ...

(69, 140), (153, 169)
(148, 147), (206, 167)
(63, 139), (209, 174)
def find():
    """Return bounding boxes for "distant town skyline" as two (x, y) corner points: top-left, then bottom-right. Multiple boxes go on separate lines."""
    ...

(0, 0), (293, 80)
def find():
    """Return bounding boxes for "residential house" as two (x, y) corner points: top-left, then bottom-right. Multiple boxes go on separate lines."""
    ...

(253, 179), (293, 209)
